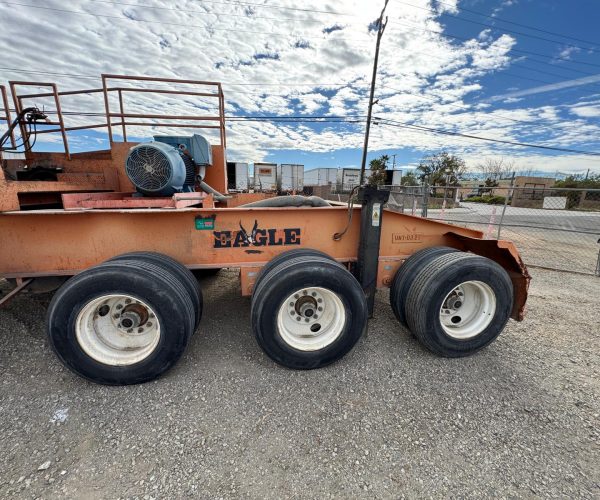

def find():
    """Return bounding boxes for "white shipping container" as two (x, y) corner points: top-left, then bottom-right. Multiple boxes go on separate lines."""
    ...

(226, 162), (249, 191)
(337, 168), (362, 192)
(304, 168), (338, 186)
(391, 170), (403, 186)
(253, 162), (278, 191)
(277, 164), (304, 192)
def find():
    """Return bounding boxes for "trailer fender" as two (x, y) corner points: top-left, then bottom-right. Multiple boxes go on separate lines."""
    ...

(444, 232), (530, 321)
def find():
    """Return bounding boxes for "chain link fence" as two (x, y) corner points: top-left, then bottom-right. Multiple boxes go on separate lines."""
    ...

(384, 184), (600, 276)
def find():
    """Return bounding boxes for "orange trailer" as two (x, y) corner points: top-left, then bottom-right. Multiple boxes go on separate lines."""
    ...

(0, 75), (530, 385)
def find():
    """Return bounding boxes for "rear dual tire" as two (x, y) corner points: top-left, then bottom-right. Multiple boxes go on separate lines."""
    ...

(47, 255), (201, 385)
(390, 249), (513, 357)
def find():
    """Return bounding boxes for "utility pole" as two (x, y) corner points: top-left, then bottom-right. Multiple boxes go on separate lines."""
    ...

(391, 153), (397, 170)
(359, 0), (389, 185)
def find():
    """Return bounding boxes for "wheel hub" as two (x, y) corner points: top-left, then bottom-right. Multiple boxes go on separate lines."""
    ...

(439, 281), (496, 340)
(76, 294), (161, 366)
(277, 287), (346, 351)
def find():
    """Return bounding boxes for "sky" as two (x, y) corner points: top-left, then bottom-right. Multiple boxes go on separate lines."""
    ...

(1, 0), (600, 176)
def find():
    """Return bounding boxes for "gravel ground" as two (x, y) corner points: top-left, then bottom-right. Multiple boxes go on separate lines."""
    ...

(0, 268), (598, 499)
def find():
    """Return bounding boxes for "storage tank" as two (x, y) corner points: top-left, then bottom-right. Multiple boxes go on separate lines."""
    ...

(253, 162), (278, 191)
(304, 168), (338, 186)
(226, 162), (249, 191)
(277, 164), (304, 192)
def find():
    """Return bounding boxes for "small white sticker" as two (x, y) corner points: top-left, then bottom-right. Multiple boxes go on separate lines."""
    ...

(372, 203), (381, 227)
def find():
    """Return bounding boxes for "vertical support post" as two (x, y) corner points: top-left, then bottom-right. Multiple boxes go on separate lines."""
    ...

(356, 185), (390, 317)
(118, 90), (127, 142)
(421, 181), (429, 218)
(51, 84), (70, 160)
(359, 0), (389, 185)
(101, 75), (114, 144)
(9, 83), (31, 154)
(497, 172), (515, 240)
(218, 83), (226, 148)
(596, 238), (600, 277)
(1, 85), (16, 149)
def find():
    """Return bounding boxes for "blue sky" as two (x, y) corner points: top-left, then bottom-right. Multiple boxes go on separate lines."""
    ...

(1, 0), (600, 175)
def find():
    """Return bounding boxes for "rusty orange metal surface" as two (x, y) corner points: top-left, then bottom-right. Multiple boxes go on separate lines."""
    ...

(0, 206), (528, 320)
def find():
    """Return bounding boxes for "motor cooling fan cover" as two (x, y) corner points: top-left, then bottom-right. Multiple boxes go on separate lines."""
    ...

(126, 141), (186, 196)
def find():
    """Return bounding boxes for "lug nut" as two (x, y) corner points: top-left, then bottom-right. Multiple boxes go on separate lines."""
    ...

(318, 307), (323, 311)
(296, 316), (301, 321)
(116, 304), (123, 310)
(311, 292), (316, 297)
(127, 328), (133, 333)
(113, 313), (120, 319)
(294, 294), (299, 299)
(125, 298), (131, 304)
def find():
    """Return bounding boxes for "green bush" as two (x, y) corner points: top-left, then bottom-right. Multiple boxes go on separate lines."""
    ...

(465, 195), (506, 205)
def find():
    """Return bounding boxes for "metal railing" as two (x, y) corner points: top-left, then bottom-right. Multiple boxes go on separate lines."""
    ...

(2, 74), (226, 160)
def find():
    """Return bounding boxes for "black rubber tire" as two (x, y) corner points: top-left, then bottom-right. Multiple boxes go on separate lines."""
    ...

(252, 248), (336, 300)
(46, 260), (195, 385)
(251, 255), (367, 370)
(389, 246), (458, 327)
(405, 252), (513, 358)
(108, 252), (202, 330)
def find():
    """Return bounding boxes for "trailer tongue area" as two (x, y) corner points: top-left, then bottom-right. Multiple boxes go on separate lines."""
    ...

(0, 74), (530, 385)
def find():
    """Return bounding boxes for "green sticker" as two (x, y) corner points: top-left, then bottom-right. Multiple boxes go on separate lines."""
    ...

(195, 217), (215, 230)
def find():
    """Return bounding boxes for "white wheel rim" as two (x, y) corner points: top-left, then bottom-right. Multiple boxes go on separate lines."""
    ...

(276, 287), (346, 351)
(75, 294), (161, 366)
(439, 281), (496, 340)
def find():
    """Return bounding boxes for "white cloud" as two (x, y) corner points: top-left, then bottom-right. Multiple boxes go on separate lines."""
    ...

(0, 0), (598, 170)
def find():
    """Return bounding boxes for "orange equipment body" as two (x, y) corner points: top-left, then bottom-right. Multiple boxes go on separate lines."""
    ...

(0, 75), (530, 319)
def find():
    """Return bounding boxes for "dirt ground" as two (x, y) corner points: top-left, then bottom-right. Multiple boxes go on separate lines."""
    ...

(0, 268), (598, 499)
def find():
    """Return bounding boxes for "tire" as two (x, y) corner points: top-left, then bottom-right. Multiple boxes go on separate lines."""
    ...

(108, 252), (202, 331)
(405, 252), (513, 357)
(251, 255), (367, 370)
(389, 246), (457, 327)
(46, 260), (195, 385)
(252, 248), (336, 300)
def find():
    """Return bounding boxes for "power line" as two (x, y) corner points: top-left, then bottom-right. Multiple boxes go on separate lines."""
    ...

(394, 0), (600, 53)
(431, 0), (600, 48)
(390, 18), (600, 70)
(0, 67), (367, 90)
(0, 2), (371, 43)
(377, 117), (600, 157)
(182, 0), (354, 17)
(87, 0), (328, 25)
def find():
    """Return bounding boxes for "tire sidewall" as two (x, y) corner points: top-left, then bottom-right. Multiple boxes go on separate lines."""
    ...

(47, 270), (189, 385)
(254, 265), (367, 369)
(418, 263), (513, 354)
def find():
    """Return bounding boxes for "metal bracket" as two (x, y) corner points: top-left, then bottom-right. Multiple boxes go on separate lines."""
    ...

(0, 278), (33, 307)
